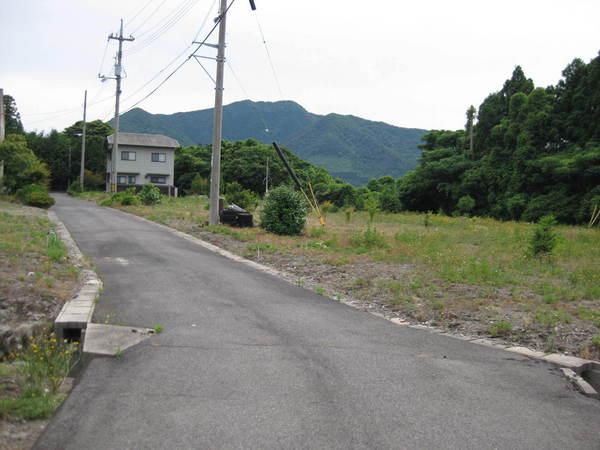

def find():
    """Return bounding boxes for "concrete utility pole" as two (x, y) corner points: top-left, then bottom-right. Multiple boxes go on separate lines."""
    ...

(0, 88), (5, 142)
(80, 90), (87, 191)
(107, 20), (134, 193)
(208, 0), (229, 225)
(0, 88), (5, 185)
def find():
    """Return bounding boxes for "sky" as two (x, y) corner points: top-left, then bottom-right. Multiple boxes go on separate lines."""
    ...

(1, 0), (600, 133)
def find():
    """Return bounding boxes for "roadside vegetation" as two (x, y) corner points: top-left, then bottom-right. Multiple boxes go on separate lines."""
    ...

(76, 191), (600, 360)
(0, 201), (81, 446)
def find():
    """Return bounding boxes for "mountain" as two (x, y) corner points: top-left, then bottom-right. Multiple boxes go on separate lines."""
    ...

(116, 100), (427, 185)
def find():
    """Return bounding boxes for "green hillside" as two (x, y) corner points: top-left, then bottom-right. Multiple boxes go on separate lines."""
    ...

(116, 100), (426, 185)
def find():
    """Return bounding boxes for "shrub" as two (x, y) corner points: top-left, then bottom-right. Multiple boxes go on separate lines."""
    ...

(139, 184), (162, 205)
(260, 186), (307, 235)
(100, 188), (139, 207)
(15, 184), (55, 209)
(364, 194), (380, 223)
(67, 180), (82, 196)
(529, 215), (558, 257)
(379, 185), (402, 213)
(320, 201), (335, 216)
(344, 206), (354, 223)
(350, 226), (388, 250)
(489, 321), (512, 337)
(456, 195), (476, 216)
(189, 174), (209, 195)
(225, 182), (259, 211)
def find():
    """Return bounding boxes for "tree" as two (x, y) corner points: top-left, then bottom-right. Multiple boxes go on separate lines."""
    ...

(465, 105), (476, 155)
(2, 95), (24, 135)
(0, 135), (50, 192)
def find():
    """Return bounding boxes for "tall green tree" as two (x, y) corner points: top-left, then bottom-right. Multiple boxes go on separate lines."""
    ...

(2, 95), (24, 135)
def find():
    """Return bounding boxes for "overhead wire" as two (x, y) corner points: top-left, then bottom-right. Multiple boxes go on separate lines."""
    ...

(130, 0), (169, 36)
(120, 0), (236, 114)
(253, 11), (284, 98)
(226, 60), (271, 135)
(124, 0), (157, 27)
(129, 0), (199, 53)
(118, 0), (217, 109)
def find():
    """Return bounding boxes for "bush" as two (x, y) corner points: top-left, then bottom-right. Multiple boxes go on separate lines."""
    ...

(225, 182), (259, 211)
(67, 180), (82, 196)
(456, 195), (476, 216)
(100, 187), (139, 207)
(529, 215), (558, 257)
(379, 185), (402, 213)
(260, 186), (307, 235)
(15, 184), (55, 209)
(349, 226), (388, 250)
(138, 184), (162, 205)
(189, 174), (209, 195)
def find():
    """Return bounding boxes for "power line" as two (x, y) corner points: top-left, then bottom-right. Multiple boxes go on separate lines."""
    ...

(120, 0), (235, 113)
(132, 0), (196, 44)
(226, 59), (271, 134)
(124, 0), (157, 27)
(253, 11), (284, 98)
(129, 0), (202, 55)
(130, 0), (169, 35)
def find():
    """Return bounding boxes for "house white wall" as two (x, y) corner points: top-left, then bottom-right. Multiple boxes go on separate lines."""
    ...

(107, 144), (175, 188)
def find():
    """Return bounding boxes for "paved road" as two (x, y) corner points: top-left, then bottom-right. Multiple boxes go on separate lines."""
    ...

(37, 194), (599, 449)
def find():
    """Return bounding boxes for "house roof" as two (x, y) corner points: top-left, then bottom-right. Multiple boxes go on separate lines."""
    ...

(107, 132), (180, 148)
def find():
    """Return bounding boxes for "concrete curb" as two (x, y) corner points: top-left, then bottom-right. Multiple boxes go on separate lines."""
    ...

(108, 206), (600, 399)
(48, 210), (103, 341)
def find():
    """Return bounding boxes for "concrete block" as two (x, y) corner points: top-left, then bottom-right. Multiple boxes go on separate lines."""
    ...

(505, 346), (546, 359)
(542, 353), (589, 369)
(83, 324), (154, 356)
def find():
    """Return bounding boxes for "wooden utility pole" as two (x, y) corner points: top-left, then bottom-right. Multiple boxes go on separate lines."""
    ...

(107, 20), (134, 192)
(208, 0), (229, 225)
(80, 90), (87, 191)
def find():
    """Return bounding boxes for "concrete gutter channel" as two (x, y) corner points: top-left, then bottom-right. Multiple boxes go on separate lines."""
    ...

(48, 211), (154, 356)
(49, 206), (600, 400)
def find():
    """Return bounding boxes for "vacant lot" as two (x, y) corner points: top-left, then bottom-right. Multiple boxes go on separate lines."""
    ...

(80, 192), (600, 360)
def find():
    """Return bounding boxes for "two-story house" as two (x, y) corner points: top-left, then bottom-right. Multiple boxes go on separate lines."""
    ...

(106, 132), (179, 194)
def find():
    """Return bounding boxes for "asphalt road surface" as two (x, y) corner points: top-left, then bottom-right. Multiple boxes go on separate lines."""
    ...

(36, 194), (600, 449)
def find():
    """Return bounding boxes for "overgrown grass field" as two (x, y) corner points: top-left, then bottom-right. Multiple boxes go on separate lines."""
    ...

(79, 192), (600, 358)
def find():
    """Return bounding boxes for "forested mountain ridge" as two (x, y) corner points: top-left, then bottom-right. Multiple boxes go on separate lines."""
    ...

(397, 52), (600, 224)
(116, 100), (427, 185)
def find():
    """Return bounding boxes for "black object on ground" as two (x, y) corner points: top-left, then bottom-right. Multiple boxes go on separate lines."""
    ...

(219, 204), (253, 227)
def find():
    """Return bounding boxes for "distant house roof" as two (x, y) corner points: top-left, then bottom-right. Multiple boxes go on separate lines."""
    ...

(107, 132), (179, 148)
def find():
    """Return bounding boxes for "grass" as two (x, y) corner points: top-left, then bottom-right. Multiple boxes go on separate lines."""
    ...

(0, 393), (65, 420)
(489, 321), (513, 337)
(0, 202), (80, 317)
(0, 333), (77, 421)
(0, 201), (82, 423)
(77, 193), (600, 358)
(153, 324), (164, 334)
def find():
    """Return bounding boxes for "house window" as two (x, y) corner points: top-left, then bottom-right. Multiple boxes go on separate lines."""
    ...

(117, 175), (136, 185)
(121, 151), (136, 161)
(152, 152), (166, 162)
(149, 176), (166, 184)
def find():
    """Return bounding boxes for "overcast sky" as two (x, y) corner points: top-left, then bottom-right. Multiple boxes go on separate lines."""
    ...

(1, 0), (599, 133)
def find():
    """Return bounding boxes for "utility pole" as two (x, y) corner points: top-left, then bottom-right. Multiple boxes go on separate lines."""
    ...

(0, 88), (5, 142)
(67, 147), (72, 189)
(265, 157), (269, 195)
(106, 20), (134, 193)
(208, 0), (229, 225)
(79, 90), (87, 192)
(0, 88), (4, 185)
